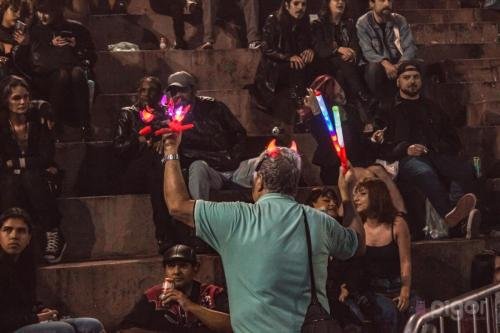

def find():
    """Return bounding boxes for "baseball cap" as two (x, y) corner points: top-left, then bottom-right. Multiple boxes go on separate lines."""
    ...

(166, 71), (196, 91)
(397, 60), (422, 78)
(163, 244), (197, 265)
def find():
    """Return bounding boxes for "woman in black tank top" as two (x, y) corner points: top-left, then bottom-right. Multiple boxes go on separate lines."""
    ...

(353, 177), (413, 333)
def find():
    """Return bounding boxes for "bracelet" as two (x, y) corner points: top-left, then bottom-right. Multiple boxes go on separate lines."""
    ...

(162, 153), (179, 164)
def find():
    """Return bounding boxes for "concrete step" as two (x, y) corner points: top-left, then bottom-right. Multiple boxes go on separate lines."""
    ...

(416, 44), (500, 63)
(58, 194), (156, 261)
(125, 0), (462, 15)
(94, 49), (500, 94)
(54, 134), (320, 197)
(459, 126), (500, 175)
(467, 100), (500, 127)
(89, 13), (238, 51)
(57, 185), (324, 262)
(38, 238), (487, 331)
(437, 58), (500, 83)
(411, 22), (498, 45)
(95, 49), (259, 93)
(400, 8), (500, 23)
(89, 13), (497, 50)
(90, 89), (277, 141)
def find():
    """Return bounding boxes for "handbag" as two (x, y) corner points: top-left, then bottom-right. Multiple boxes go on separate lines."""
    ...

(301, 209), (343, 333)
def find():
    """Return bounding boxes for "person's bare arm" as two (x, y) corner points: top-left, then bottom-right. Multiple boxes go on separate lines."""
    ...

(393, 216), (412, 312)
(338, 164), (366, 256)
(162, 131), (195, 227)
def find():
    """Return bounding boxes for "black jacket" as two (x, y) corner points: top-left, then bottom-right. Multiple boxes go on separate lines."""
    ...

(180, 96), (247, 171)
(0, 250), (39, 332)
(25, 18), (96, 74)
(391, 95), (461, 160)
(113, 104), (167, 160)
(113, 97), (247, 171)
(120, 280), (228, 332)
(311, 16), (360, 61)
(0, 106), (55, 172)
(255, 12), (312, 96)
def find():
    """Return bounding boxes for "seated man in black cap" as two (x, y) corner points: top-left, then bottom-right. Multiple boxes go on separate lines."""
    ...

(120, 244), (230, 333)
(381, 60), (480, 239)
(165, 70), (247, 201)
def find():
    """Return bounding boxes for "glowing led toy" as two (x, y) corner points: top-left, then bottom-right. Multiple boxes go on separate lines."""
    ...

(314, 91), (348, 170)
(138, 96), (194, 137)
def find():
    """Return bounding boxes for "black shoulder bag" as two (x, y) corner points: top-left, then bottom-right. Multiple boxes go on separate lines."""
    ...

(301, 209), (343, 333)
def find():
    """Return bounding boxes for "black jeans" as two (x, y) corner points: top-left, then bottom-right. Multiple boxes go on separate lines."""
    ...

(32, 67), (90, 128)
(0, 169), (61, 231)
(397, 153), (477, 218)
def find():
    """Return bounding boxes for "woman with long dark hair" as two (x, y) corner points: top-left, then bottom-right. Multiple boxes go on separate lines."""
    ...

(0, 0), (31, 79)
(354, 177), (413, 332)
(253, 0), (314, 124)
(0, 75), (65, 264)
(311, 0), (372, 125)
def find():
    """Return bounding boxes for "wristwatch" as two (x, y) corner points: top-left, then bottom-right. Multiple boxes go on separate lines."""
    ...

(162, 153), (179, 164)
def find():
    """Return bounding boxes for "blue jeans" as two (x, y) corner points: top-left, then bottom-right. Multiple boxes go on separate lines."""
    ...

(398, 154), (476, 218)
(14, 318), (104, 333)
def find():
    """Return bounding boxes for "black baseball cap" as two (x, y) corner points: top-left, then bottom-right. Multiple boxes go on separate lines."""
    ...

(163, 244), (197, 265)
(166, 71), (196, 91)
(397, 60), (422, 78)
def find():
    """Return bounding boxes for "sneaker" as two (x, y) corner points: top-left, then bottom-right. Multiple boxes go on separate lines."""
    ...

(43, 228), (67, 264)
(464, 208), (481, 240)
(444, 193), (477, 228)
(248, 40), (262, 49)
(197, 42), (213, 50)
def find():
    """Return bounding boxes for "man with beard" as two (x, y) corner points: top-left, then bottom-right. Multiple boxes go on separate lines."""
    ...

(165, 71), (247, 202)
(356, 0), (417, 102)
(389, 61), (480, 238)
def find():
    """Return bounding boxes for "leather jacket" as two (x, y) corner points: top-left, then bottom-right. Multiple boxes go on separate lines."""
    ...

(113, 96), (247, 172)
(180, 96), (247, 171)
(113, 104), (166, 159)
(311, 16), (360, 61)
(254, 12), (312, 96)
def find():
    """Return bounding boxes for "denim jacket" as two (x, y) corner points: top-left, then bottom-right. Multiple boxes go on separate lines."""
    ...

(356, 11), (417, 64)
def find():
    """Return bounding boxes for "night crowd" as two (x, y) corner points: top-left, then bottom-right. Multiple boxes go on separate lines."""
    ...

(0, 0), (491, 332)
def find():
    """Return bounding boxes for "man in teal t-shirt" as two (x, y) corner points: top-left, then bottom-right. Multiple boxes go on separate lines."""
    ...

(162, 131), (365, 333)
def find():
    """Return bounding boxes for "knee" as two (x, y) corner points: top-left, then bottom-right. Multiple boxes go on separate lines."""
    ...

(55, 69), (71, 82)
(401, 158), (436, 178)
(189, 160), (210, 179)
(366, 62), (384, 75)
(70, 318), (104, 333)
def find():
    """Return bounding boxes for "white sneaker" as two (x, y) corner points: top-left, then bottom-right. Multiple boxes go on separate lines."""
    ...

(444, 193), (477, 228)
(465, 208), (481, 240)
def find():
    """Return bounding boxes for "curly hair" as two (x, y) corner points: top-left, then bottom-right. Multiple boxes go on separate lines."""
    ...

(255, 147), (302, 196)
(354, 177), (397, 224)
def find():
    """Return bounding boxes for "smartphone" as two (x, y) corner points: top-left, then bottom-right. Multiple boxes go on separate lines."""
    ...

(15, 20), (26, 33)
(59, 30), (74, 39)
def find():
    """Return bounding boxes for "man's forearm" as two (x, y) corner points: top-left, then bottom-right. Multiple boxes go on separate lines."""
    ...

(185, 303), (232, 333)
(163, 151), (195, 227)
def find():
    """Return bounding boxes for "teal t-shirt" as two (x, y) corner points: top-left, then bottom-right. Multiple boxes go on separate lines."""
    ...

(194, 193), (358, 333)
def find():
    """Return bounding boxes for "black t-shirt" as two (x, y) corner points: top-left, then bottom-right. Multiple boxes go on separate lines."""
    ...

(120, 280), (229, 332)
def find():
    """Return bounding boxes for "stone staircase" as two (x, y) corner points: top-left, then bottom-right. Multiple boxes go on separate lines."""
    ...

(40, 0), (500, 330)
